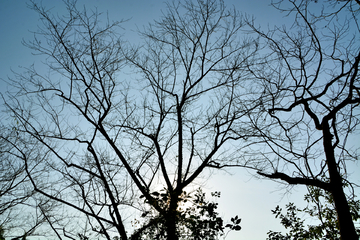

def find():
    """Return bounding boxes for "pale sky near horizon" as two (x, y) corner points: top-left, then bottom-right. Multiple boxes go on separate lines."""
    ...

(0, 1), (359, 239)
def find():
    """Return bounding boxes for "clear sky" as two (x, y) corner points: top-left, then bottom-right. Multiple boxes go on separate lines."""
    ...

(0, 1), (359, 240)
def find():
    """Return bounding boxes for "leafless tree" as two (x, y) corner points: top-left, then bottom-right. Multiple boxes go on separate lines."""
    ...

(0, 123), (52, 239)
(240, 0), (360, 239)
(120, 0), (262, 237)
(0, 126), (27, 216)
(2, 0), (259, 239)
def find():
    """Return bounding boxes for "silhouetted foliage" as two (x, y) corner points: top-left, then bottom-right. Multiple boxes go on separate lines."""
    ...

(267, 185), (360, 240)
(132, 188), (241, 240)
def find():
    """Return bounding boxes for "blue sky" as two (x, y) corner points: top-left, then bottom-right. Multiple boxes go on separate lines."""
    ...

(1, 1), (359, 239)
(0, 0), (281, 94)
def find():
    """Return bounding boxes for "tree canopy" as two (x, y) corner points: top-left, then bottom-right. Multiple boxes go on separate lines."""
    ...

(0, 0), (359, 239)
(243, 0), (360, 238)
(1, 0), (255, 239)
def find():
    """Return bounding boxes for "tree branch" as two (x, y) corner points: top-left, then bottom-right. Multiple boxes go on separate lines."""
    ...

(257, 171), (331, 191)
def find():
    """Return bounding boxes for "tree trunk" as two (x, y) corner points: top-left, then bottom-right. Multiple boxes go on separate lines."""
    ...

(165, 193), (179, 240)
(323, 123), (358, 240)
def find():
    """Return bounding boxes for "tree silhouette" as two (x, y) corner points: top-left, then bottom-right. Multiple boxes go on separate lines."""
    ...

(242, 0), (360, 239)
(2, 0), (258, 239)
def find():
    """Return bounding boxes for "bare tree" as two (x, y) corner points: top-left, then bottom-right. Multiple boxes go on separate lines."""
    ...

(0, 126), (27, 216)
(241, 0), (360, 239)
(122, 0), (261, 238)
(0, 122), (57, 239)
(2, 0), (258, 239)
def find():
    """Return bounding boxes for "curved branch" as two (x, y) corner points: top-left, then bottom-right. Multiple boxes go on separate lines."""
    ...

(257, 171), (331, 192)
